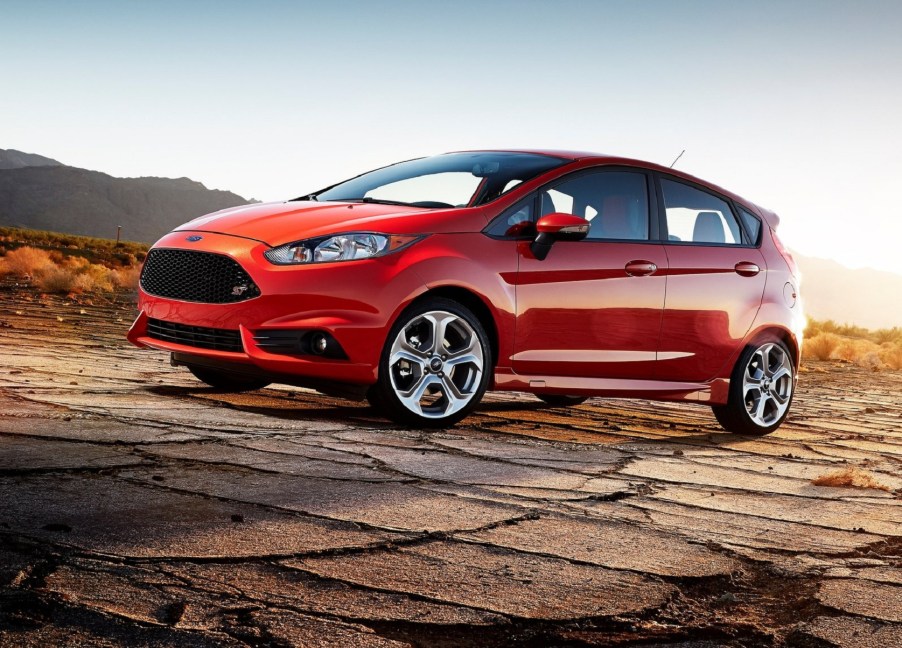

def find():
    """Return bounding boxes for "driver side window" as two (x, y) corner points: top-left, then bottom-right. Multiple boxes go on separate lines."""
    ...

(540, 171), (649, 241)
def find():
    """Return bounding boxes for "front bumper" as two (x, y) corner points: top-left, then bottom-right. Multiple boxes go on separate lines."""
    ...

(128, 230), (428, 385)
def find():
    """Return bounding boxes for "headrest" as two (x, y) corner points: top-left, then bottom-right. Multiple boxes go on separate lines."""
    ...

(693, 211), (725, 243)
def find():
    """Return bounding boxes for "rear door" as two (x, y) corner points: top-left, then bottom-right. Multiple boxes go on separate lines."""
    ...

(512, 168), (668, 379)
(654, 176), (767, 382)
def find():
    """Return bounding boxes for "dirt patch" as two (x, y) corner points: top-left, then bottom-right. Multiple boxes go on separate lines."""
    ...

(812, 466), (892, 492)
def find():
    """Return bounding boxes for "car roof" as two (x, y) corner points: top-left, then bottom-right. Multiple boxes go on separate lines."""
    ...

(454, 149), (777, 227)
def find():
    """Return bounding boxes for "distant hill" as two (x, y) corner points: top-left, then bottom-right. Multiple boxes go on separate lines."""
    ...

(793, 252), (902, 330)
(0, 148), (62, 169)
(0, 148), (250, 243)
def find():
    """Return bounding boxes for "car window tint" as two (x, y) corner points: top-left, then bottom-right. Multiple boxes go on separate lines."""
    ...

(738, 206), (762, 245)
(540, 171), (649, 241)
(485, 198), (535, 237)
(661, 179), (742, 245)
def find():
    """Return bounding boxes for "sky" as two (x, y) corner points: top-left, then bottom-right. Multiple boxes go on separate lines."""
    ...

(2, 0), (901, 273)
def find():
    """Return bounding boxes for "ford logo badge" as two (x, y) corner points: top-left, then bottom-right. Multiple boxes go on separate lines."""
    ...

(185, 235), (203, 242)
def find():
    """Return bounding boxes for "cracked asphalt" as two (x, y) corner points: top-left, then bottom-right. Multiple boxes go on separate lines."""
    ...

(1, 289), (900, 647)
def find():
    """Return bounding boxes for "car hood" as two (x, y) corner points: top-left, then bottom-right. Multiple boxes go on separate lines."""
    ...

(174, 201), (488, 247)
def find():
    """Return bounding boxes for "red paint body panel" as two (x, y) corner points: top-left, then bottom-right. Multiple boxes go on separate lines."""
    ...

(513, 240), (668, 379)
(130, 151), (803, 410)
(655, 244), (767, 382)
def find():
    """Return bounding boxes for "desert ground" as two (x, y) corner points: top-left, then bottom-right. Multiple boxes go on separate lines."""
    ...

(0, 289), (900, 648)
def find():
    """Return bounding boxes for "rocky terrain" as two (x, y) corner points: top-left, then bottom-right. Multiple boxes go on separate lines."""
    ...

(0, 289), (900, 647)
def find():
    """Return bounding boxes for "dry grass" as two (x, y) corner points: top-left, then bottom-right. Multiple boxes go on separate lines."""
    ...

(804, 333), (840, 361)
(804, 318), (902, 371)
(812, 466), (891, 492)
(0, 246), (56, 277)
(1, 245), (139, 295)
(880, 344), (902, 370)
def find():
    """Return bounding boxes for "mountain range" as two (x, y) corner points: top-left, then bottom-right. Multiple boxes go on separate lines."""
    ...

(1, 148), (899, 329)
(0, 149), (249, 243)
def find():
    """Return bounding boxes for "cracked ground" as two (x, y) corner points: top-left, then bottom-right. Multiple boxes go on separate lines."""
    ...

(1, 290), (900, 647)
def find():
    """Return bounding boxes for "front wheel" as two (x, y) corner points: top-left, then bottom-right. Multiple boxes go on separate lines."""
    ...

(369, 298), (491, 428)
(713, 339), (795, 435)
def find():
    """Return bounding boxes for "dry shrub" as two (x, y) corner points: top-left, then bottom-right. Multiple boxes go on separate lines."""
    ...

(0, 246), (54, 277)
(79, 263), (115, 292)
(812, 466), (891, 492)
(804, 333), (840, 361)
(33, 266), (79, 293)
(880, 345), (902, 370)
(113, 265), (141, 289)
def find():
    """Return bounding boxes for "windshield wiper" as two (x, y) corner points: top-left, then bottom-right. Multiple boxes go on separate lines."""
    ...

(290, 193), (318, 202)
(336, 197), (422, 208)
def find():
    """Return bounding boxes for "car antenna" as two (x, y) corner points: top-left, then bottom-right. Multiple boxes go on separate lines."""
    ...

(669, 149), (685, 168)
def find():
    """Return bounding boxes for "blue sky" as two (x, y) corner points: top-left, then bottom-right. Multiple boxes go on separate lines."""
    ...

(2, 0), (901, 272)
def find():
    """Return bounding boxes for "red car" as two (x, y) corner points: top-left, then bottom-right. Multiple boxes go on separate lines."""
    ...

(129, 150), (803, 434)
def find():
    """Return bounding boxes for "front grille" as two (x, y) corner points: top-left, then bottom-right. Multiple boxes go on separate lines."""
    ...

(140, 249), (260, 303)
(147, 318), (243, 352)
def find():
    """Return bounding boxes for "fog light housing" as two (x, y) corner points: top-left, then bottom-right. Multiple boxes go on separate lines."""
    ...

(311, 333), (328, 355)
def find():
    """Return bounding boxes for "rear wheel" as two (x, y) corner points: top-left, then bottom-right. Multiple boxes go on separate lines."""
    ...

(537, 394), (588, 407)
(369, 298), (491, 427)
(713, 339), (794, 435)
(186, 365), (270, 392)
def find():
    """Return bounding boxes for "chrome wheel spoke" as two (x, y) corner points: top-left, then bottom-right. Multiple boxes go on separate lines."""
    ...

(390, 346), (426, 368)
(423, 313), (455, 355)
(771, 366), (791, 384)
(397, 373), (440, 412)
(440, 374), (469, 414)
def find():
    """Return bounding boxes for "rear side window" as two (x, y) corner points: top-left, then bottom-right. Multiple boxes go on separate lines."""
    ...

(540, 171), (649, 241)
(737, 206), (762, 245)
(661, 179), (742, 245)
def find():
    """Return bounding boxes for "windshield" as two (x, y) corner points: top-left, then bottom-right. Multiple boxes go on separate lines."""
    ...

(312, 152), (568, 208)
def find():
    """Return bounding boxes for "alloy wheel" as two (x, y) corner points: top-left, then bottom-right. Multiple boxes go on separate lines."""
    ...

(742, 342), (793, 427)
(388, 310), (484, 419)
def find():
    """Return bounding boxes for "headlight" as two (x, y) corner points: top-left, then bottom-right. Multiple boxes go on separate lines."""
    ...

(264, 233), (423, 265)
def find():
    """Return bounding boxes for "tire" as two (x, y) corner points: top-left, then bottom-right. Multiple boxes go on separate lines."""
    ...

(712, 338), (795, 435)
(369, 297), (491, 428)
(186, 365), (271, 392)
(537, 394), (588, 407)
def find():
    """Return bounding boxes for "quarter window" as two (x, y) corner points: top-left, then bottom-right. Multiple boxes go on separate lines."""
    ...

(485, 198), (535, 238)
(661, 179), (742, 245)
(737, 206), (762, 246)
(540, 171), (649, 241)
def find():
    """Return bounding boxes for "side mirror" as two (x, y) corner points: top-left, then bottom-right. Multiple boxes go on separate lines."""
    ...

(530, 213), (590, 260)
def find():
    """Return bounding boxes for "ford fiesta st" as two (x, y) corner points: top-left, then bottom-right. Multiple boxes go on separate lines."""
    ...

(129, 150), (803, 433)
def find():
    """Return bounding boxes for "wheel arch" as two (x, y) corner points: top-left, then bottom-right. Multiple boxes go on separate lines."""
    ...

(745, 324), (801, 369)
(405, 285), (501, 368)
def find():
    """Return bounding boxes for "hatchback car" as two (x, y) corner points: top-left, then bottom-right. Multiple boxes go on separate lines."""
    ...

(129, 150), (803, 434)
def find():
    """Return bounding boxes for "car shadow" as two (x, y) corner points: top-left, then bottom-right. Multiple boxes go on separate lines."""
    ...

(145, 384), (765, 448)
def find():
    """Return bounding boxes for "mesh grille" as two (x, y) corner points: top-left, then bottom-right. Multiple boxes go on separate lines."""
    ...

(147, 318), (243, 352)
(140, 249), (260, 304)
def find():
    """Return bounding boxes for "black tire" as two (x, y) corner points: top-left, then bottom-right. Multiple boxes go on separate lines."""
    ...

(537, 394), (589, 407)
(186, 365), (271, 392)
(369, 297), (491, 428)
(712, 337), (795, 435)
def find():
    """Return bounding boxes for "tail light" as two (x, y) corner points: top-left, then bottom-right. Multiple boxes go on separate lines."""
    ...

(770, 228), (798, 278)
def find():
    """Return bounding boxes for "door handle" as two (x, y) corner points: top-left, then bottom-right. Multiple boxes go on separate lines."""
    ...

(735, 262), (760, 277)
(625, 260), (658, 277)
